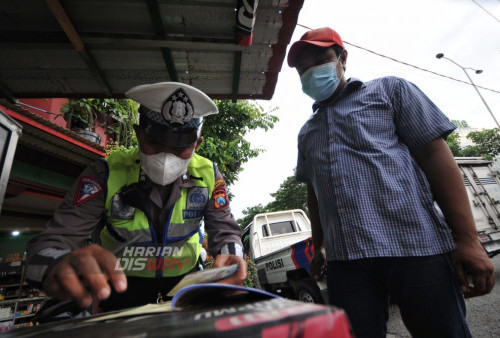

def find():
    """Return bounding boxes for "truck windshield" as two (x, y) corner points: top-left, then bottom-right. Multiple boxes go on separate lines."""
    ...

(269, 221), (295, 235)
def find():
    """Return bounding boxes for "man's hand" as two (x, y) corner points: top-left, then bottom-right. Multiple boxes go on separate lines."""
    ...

(450, 238), (495, 298)
(213, 254), (247, 286)
(310, 246), (326, 281)
(43, 245), (127, 308)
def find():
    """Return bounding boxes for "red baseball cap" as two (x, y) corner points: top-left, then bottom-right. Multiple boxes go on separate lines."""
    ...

(287, 27), (344, 67)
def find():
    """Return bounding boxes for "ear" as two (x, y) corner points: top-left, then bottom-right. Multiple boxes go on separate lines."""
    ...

(340, 49), (348, 70)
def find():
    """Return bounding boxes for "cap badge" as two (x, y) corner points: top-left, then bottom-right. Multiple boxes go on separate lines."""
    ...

(161, 88), (194, 125)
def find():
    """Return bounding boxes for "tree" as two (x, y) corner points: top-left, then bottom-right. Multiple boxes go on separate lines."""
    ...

(451, 120), (469, 128)
(466, 128), (500, 159)
(237, 204), (270, 230)
(101, 99), (139, 149)
(59, 98), (278, 183)
(197, 100), (278, 186)
(267, 170), (308, 215)
(446, 128), (500, 159)
(60, 98), (138, 149)
(446, 131), (462, 157)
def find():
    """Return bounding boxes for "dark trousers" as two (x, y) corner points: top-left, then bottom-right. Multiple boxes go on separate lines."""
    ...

(327, 253), (472, 338)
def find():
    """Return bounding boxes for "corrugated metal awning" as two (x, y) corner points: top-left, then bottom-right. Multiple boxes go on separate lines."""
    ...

(0, 0), (304, 102)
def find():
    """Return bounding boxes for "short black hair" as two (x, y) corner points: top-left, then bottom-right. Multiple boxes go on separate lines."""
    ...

(331, 44), (343, 58)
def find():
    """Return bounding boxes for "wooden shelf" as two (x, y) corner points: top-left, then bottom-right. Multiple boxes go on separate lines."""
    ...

(0, 261), (47, 331)
(0, 282), (28, 288)
(0, 297), (46, 306)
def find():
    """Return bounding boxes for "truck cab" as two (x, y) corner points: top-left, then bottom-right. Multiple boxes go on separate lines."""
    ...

(242, 209), (327, 304)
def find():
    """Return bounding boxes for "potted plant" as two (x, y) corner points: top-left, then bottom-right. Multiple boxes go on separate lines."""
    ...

(59, 98), (138, 148)
(60, 98), (103, 144)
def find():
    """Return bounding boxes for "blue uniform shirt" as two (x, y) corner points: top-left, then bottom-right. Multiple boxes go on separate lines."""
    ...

(297, 76), (457, 261)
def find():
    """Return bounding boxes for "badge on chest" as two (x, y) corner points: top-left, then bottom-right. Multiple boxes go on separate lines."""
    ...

(183, 187), (209, 219)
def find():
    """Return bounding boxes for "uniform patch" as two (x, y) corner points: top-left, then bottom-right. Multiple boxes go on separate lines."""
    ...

(214, 178), (226, 189)
(74, 176), (104, 206)
(213, 187), (228, 209)
(184, 187), (209, 219)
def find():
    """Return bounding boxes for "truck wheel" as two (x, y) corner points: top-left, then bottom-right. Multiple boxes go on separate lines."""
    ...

(293, 280), (324, 304)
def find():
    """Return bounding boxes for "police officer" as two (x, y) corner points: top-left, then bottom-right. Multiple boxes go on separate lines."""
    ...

(26, 82), (247, 312)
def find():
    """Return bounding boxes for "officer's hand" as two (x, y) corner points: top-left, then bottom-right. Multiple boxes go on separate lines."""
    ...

(310, 246), (326, 281)
(213, 254), (247, 286)
(450, 238), (495, 298)
(43, 245), (127, 308)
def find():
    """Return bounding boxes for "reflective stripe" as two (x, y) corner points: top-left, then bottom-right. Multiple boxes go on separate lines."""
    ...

(220, 243), (244, 258)
(38, 248), (70, 259)
(167, 220), (201, 238)
(101, 149), (215, 277)
(104, 225), (152, 245)
(25, 265), (48, 283)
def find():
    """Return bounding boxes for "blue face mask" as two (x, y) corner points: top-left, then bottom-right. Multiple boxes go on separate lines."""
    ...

(300, 62), (341, 102)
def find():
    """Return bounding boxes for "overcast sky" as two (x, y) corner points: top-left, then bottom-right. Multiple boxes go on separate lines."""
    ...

(229, 0), (500, 220)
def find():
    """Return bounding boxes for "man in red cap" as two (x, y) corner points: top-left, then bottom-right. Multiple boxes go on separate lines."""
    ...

(288, 27), (494, 338)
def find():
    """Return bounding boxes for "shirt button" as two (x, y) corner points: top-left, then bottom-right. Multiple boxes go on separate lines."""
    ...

(335, 182), (341, 187)
(339, 208), (345, 214)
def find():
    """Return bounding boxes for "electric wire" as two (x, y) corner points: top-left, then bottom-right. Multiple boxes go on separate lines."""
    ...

(470, 0), (500, 23)
(16, 101), (60, 115)
(296, 23), (500, 95)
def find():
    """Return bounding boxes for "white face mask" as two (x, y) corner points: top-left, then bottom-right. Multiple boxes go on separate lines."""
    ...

(140, 151), (191, 186)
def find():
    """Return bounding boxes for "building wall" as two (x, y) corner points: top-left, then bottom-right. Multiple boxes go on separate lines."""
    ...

(18, 98), (110, 147)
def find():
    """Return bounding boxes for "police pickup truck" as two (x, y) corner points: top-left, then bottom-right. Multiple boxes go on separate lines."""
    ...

(241, 158), (500, 305)
(242, 209), (327, 304)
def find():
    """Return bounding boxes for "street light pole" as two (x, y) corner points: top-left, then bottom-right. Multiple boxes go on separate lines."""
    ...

(436, 53), (499, 129)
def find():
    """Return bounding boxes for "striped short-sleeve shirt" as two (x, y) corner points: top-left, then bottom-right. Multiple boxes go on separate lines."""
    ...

(297, 76), (457, 261)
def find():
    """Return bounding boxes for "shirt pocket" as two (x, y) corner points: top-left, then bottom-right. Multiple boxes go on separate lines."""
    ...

(343, 107), (396, 150)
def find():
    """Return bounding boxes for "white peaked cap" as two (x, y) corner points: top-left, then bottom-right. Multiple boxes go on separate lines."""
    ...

(125, 82), (218, 118)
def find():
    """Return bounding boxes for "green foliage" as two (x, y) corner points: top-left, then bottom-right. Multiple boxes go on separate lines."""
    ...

(446, 131), (462, 157)
(446, 128), (500, 160)
(197, 100), (278, 187)
(243, 255), (258, 288)
(466, 128), (500, 160)
(267, 170), (308, 214)
(237, 204), (270, 230)
(101, 99), (139, 149)
(451, 120), (469, 128)
(60, 98), (99, 130)
(60, 98), (138, 148)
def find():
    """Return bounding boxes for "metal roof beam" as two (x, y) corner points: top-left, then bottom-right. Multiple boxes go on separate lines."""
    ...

(145, 0), (178, 82)
(232, 51), (242, 103)
(0, 82), (18, 104)
(45, 0), (113, 96)
(82, 37), (256, 52)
